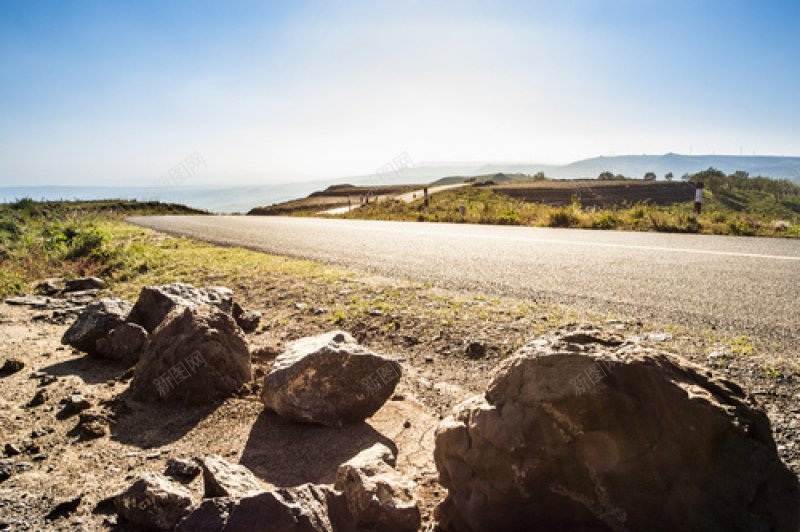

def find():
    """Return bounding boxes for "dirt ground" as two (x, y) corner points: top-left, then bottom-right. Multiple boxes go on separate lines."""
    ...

(0, 271), (797, 530)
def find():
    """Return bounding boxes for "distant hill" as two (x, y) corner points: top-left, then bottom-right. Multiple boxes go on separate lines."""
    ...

(4, 154), (798, 213)
(340, 154), (800, 186)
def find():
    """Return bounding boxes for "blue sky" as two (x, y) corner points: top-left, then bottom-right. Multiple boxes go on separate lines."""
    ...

(1, 0), (798, 186)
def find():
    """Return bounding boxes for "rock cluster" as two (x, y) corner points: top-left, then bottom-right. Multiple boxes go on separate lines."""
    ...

(58, 283), (261, 369)
(115, 453), (420, 532)
(433, 331), (800, 532)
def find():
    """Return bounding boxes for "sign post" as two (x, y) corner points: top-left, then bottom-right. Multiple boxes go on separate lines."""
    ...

(694, 182), (704, 215)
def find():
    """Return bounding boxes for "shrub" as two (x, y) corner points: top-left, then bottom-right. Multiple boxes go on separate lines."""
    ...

(592, 213), (621, 229)
(498, 209), (521, 225)
(727, 219), (756, 236)
(548, 209), (578, 227)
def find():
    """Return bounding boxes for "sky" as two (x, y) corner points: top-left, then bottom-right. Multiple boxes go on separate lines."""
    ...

(0, 0), (798, 186)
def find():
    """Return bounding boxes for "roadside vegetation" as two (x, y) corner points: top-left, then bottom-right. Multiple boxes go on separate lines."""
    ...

(338, 169), (800, 238)
(0, 199), (205, 296)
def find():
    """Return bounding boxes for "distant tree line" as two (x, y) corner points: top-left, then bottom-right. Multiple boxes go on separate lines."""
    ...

(685, 167), (800, 197)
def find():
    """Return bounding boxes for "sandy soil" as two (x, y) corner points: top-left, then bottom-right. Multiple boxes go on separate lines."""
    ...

(0, 274), (797, 530)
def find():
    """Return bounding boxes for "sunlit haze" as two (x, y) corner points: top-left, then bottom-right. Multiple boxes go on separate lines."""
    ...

(1, 0), (798, 186)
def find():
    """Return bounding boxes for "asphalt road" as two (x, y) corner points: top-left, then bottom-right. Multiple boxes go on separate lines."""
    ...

(129, 215), (800, 348)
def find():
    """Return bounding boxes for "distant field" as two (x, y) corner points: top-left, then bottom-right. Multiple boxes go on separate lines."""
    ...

(488, 179), (694, 207)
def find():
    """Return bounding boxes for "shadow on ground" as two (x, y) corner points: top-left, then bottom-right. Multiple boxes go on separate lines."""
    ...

(40, 354), (126, 385)
(108, 389), (224, 448)
(240, 410), (396, 487)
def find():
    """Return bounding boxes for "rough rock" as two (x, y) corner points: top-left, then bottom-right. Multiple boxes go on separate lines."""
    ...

(28, 389), (49, 407)
(0, 460), (12, 483)
(4, 443), (21, 457)
(0, 358), (25, 377)
(166, 458), (201, 481)
(232, 302), (261, 333)
(76, 409), (111, 439)
(115, 473), (195, 531)
(64, 277), (106, 292)
(61, 394), (91, 416)
(201, 455), (264, 498)
(127, 282), (234, 333)
(4, 295), (65, 308)
(330, 443), (421, 532)
(35, 278), (63, 296)
(433, 336), (800, 532)
(130, 306), (251, 404)
(261, 331), (401, 426)
(61, 298), (132, 354)
(95, 322), (148, 365)
(224, 484), (335, 531)
(176, 498), (234, 531)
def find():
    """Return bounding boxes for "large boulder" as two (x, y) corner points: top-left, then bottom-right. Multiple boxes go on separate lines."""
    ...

(130, 306), (251, 404)
(127, 282), (234, 333)
(115, 473), (195, 531)
(61, 298), (132, 354)
(330, 443), (421, 532)
(95, 322), (148, 366)
(434, 334), (800, 532)
(261, 331), (401, 426)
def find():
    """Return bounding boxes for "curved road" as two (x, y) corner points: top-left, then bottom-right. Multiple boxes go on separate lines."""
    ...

(128, 215), (800, 349)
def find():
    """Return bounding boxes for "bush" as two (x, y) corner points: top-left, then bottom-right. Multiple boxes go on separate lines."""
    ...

(728, 219), (756, 236)
(498, 209), (521, 225)
(592, 213), (621, 229)
(0, 271), (24, 295)
(548, 209), (578, 227)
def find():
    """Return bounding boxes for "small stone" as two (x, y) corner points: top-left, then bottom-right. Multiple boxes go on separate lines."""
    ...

(232, 302), (261, 333)
(165, 458), (201, 480)
(403, 420), (412, 429)
(62, 394), (91, 416)
(64, 277), (106, 292)
(35, 279), (63, 296)
(465, 341), (486, 359)
(0, 460), (12, 482)
(0, 359), (25, 376)
(4, 444), (21, 457)
(29, 389), (49, 407)
(77, 409), (110, 439)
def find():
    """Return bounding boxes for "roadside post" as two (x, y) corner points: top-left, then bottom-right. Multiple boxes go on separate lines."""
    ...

(424, 187), (429, 214)
(459, 205), (466, 217)
(694, 182), (704, 215)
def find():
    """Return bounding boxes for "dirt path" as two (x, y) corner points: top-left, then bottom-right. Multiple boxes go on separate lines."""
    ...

(318, 183), (469, 215)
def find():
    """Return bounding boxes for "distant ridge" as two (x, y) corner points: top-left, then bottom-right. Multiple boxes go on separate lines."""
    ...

(3, 154), (798, 213)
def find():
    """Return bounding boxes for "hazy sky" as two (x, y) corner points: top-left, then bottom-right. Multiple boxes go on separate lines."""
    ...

(1, 0), (798, 186)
